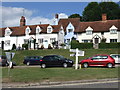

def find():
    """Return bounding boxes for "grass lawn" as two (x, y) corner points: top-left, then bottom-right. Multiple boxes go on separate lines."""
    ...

(1, 48), (119, 65)
(2, 67), (119, 83)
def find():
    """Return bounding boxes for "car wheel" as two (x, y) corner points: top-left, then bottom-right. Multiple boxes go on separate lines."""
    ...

(27, 62), (30, 66)
(63, 63), (68, 68)
(83, 63), (88, 68)
(107, 63), (113, 68)
(41, 64), (46, 68)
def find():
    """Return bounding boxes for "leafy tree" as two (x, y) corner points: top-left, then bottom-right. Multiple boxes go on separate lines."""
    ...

(99, 2), (120, 20)
(82, 2), (102, 21)
(68, 14), (83, 21)
(82, 2), (120, 21)
(69, 14), (81, 18)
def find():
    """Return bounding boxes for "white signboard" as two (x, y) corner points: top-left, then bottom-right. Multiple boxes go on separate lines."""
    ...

(70, 49), (76, 52)
(70, 48), (85, 70)
(78, 51), (84, 56)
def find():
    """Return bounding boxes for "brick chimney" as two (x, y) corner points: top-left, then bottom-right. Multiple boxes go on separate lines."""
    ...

(55, 13), (59, 19)
(102, 14), (107, 21)
(20, 16), (26, 26)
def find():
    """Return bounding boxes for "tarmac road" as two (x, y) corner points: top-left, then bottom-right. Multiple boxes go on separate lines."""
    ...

(2, 78), (119, 88)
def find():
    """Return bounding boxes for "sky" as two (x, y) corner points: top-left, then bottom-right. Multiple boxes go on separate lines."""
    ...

(0, 0), (120, 28)
(1, 2), (89, 27)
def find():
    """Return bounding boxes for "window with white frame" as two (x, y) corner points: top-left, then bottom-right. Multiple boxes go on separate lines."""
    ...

(82, 39), (91, 43)
(47, 26), (53, 33)
(110, 39), (117, 43)
(50, 38), (56, 43)
(36, 26), (41, 34)
(5, 28), (12, 36)
(68, 29), (73, 33)
(5, 40), (10, 46)
(38, 38), (44, 44)
(25, 27), (31, 35)
(86, 30), (92, 35)
(110, 29), (117, 34)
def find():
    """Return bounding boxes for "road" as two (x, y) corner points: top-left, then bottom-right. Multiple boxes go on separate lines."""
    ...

(22, 80), (119, 88)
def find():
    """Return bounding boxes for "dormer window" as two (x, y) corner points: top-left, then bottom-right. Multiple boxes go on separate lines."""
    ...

(25, 27), (31, 35)
(109, 25), (118, 34)
(36, 26), (41, 34)
(47, 25), (53, 33)
(68, 29), (73, 33)
(86, 30), (92, 35)
(5, 27), (12, 36)
(110, 29), (117, 34)
(86, 26), (93, 35)
(66, 22), (74, 33)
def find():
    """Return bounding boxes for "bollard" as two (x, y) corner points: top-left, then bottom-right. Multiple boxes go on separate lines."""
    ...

(79, 64), (82, 69)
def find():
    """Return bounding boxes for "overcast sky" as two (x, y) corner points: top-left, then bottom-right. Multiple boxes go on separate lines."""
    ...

(0, 0), (119, 28)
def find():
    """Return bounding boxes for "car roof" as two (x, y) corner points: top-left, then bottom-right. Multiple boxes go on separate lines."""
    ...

(95, 54), (109, 56)
(110, 54), (120, 55)
(43, 55), (62, 57)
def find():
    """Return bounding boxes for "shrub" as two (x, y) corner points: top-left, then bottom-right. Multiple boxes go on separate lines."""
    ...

(48, 44), (53, 49)
(99, 43), (120, 49)
(71, 40), (93, 49)
(12, 44), (16, 50)
(40, 45), (44, 49)
(22, 44), (28, 50)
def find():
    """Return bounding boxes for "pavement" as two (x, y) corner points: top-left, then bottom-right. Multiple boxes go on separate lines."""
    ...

(2, 78), (120, 88)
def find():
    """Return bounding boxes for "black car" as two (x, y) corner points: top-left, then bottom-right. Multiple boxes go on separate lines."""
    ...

(0, 55), (8, 66)
(0, 55), (16, 66)
(23, 56), (43, 65)
(40, 55), (74, 68)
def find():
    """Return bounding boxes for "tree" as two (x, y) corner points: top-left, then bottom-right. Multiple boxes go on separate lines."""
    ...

(99, 2), (120, 20)
(82, 2), (120, 21)
(82, 2), (102, 21)
(69, 14), (81, 18)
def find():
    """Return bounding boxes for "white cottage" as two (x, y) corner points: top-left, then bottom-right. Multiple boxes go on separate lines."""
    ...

(0, 14), (120, 50)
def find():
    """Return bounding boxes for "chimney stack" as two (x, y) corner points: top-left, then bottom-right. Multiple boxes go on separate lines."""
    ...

(102, 14), (107, 21)
(20, 16), (26, 26)
(55, 13), (59, 19)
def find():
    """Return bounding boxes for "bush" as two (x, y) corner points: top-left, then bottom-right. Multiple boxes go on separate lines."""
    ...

(40, 45), (44, 49)
(99, 43), (120, 49)
(22, 44), (28, 50)
(48, 44), (53, 49)
(12, 44), (16, 50)
(71, 40), (93, 49)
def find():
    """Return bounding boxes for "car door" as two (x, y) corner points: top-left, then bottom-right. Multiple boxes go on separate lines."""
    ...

(89, 55), (102, 66)
(52, 56), (63, 66)
(33, 56), (41, 64)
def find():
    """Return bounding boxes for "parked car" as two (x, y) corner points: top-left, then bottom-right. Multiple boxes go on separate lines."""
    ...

(0, 55), (8, 66)
(40, 55), (74, 68)
(110, 54), (120, 63)
(23, 56), (43, 65)
(79, 54), (115, 68)
(0, 55), (16, 66)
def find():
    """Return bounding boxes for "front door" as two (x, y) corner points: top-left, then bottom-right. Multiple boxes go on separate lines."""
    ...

(95, 38), (99, 44)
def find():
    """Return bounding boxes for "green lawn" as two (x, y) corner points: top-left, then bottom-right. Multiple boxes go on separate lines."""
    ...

(2, 67), (119, 83)
(2, 49), (119, 65)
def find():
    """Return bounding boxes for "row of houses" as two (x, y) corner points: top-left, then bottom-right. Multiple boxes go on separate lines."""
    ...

(0, 14), (120, 50)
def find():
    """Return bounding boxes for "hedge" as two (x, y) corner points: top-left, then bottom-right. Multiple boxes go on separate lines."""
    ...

(71, 40), (93, 49)
(99, 43), (120, 49)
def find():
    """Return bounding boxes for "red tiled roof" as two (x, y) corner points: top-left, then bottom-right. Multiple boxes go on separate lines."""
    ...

(58, 18), (80, 32)
(0, 18), (119, 37)
(78, 19), (120, 33)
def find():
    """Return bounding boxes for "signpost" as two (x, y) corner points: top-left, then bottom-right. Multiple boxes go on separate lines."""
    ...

(70, 48), (84, 70)
(5, 52), (15, 77)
